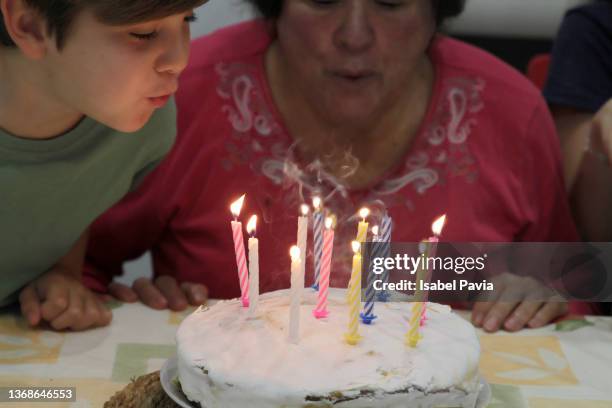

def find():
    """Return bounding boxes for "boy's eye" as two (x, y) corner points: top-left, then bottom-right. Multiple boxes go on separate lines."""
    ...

(130, 31), (158, 41)
(129, 13), (196, 41)
(184, 13), (198, 23)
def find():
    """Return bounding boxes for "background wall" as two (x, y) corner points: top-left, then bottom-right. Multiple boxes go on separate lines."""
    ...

(119, 0), (586, 284)
(191, 0), (587, 39)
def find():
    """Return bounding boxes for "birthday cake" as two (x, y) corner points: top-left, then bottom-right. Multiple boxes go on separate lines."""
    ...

(176, 288), (482, 408)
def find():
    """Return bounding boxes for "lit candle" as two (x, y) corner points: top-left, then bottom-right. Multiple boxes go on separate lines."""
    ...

(415, 240), (429, 301)
(361, 225), (380, 324)
(312, 197), (324, 290)
(230, 195), (249, 308)
(345, 241), (363, 345)
(313, 216), (335, 319)
(298, 204), (309, 291)
(421, 215), (447, 324)
(247, 215), (259, 317)
(428, 215), (446, 261)
(355, 207), (370, 244)
(408, 215), (447, 346)
(288, 246), (302, 344)
(376, 213), (393, 302)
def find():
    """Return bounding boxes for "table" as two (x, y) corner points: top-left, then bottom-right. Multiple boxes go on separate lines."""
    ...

(1, 301), (611, 407)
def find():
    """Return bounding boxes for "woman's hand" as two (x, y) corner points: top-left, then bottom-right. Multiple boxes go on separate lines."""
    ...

(107, 276), (208, 311)
(472, 300), (567, 332)
(470, 272), (568, 332)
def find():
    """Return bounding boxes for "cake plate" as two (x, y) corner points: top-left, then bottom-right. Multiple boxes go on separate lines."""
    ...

(161, 356), (491, 408)
(160, 357), (197, 408)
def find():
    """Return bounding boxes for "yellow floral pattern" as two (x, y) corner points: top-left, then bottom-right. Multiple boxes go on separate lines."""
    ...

(479, 335), (577, 386)
(0, 315), (64, 365)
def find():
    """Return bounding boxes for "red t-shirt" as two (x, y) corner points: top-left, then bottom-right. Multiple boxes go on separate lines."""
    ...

(85, 21), (577, 300)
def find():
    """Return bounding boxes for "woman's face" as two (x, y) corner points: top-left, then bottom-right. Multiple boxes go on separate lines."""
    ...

(275, 0), (436, 126)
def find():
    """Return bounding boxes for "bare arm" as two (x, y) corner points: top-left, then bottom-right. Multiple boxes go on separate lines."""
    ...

(55, 228), (89, 277)
(552, 100), (612, 241)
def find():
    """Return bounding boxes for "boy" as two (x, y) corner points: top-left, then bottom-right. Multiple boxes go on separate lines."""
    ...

(0, 0), (205, 330)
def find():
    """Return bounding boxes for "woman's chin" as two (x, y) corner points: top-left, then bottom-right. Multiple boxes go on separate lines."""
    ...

(317, 103), (378, 127)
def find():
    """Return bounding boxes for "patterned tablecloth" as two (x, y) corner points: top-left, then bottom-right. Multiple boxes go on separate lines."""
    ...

(0, 300), (611, 408)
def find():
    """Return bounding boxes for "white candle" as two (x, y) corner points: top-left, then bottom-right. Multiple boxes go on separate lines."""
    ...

(289, 246), (302, 344)
(247, 215), (259, 317)
(297, 204), (309, 290)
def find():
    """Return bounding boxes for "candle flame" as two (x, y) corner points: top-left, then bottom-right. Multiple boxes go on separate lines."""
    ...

(325, 217), (334, 229)
(300, 204), (310, 216)
(246, 215), (257, 235)
(351, 241), (361, 254)
(372, 225), (379, 236)
(312, 196), (322, 210)
(230, 194), (246, 217)
(359, 207), (370, 220)
(432, 214), (447, 236)
(290, 246), (301, 261)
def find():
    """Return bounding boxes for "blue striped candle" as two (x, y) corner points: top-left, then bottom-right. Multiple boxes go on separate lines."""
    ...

(376, 214), (393, 302)
(361, 226), (383, 324)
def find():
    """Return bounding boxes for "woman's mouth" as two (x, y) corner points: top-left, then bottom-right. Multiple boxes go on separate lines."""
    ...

(330, 69), (377, 83)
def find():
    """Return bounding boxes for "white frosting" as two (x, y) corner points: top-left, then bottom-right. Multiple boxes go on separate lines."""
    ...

(177, 289), (481, 408)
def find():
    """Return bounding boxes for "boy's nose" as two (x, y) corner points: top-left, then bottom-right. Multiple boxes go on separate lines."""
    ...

(155, 30), (190, 76)
(334, 2), (374, 53)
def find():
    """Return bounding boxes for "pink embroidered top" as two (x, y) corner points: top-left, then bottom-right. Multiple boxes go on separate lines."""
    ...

(84, 21), (577, 299)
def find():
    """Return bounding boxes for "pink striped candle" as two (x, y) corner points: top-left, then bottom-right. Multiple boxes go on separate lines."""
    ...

(313, 217), (335, 319)
(421, 215), (446, 324)
(230, 195), (249, 308)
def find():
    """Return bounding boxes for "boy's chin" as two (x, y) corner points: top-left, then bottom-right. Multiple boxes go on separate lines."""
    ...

(106, 112), (154, 133)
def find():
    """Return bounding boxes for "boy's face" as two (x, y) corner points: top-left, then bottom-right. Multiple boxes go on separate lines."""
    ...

(41, 9), (194, 132)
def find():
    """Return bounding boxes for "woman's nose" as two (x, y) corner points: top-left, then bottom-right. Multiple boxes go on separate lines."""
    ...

(334, 2), (375, 53)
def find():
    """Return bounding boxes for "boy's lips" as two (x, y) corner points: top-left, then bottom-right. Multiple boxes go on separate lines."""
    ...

(148, 94), (172, 108)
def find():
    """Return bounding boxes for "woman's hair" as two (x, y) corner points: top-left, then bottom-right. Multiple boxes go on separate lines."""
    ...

(0, 0), (207, 49)
(245, 0), (466, 26)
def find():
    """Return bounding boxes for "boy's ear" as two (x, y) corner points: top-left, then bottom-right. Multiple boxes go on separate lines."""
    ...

(1, 0), (51, 59)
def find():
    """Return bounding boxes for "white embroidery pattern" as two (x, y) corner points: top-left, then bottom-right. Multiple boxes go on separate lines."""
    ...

(217, 60), (486, 205)
(376, 77), (486, 197)
(216, 63), (274, 137)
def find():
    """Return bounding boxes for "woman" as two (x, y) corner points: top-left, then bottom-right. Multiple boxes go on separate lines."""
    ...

(85, 0), (577, 332)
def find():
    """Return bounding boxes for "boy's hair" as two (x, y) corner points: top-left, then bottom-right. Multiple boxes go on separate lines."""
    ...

(245, 0), (465, 27)
(0, 0), (206, 49)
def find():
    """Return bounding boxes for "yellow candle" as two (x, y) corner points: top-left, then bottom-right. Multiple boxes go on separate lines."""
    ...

(407, 243), (428, 347)
(406, 301), (424, 347)
(345, 241), (363, 345)
(355, 207), (370, 244)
